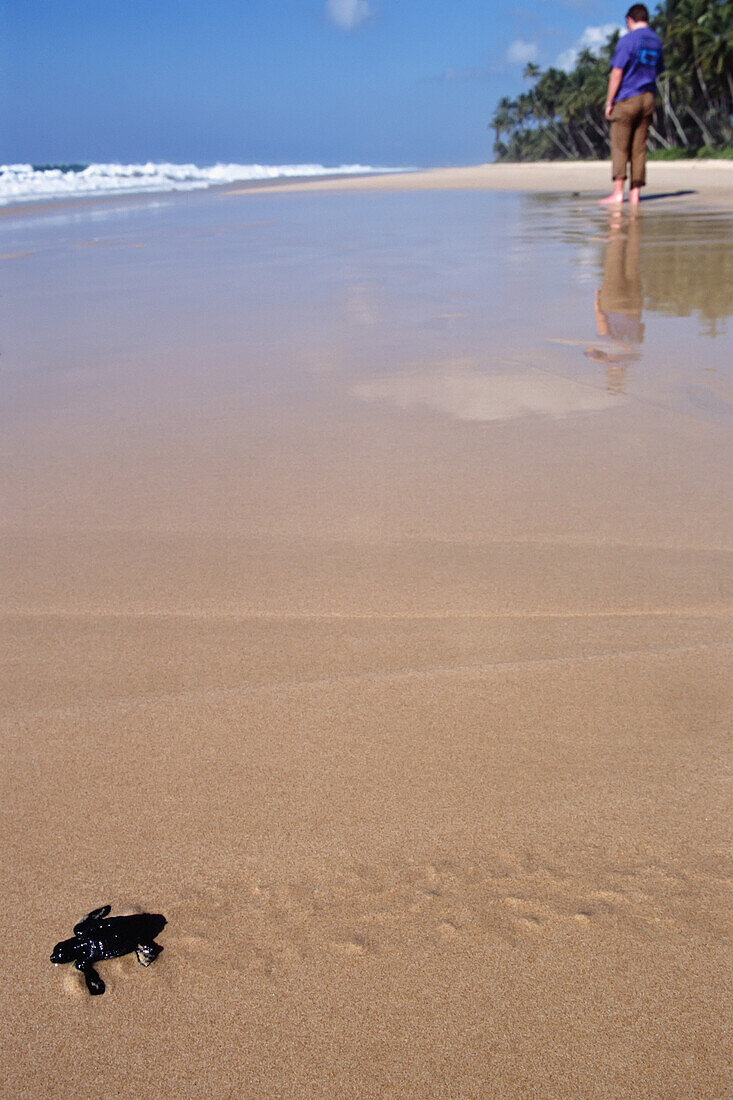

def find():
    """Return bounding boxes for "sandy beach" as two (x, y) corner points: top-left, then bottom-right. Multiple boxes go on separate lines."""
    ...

(1, 163), (731, 1098)
(230, 159), (733, 207)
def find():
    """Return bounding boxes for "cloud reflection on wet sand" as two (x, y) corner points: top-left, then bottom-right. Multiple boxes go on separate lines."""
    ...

(352, 363), (622, 422)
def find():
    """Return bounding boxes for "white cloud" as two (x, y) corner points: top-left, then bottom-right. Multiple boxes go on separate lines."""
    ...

(556, 23), (623, 72)
(506, 39), (539, 66)
(326, 0), (372, 30)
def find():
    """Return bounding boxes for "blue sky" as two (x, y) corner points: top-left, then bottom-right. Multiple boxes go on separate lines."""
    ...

(3, 0), (623, 166)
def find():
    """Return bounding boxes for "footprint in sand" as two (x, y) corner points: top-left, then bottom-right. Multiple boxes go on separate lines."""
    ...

(437, 918), (461, 941)
(589, 889), (627, 911)
(166, 850), (709, 982)
(503, 896), (543, 931)
(331, 932), (370, 957)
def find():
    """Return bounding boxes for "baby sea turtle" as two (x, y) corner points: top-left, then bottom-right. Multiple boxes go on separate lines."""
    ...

(50, 905), (166, 995)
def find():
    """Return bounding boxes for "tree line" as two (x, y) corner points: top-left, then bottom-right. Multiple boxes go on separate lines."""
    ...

(491, 0), (732, 160)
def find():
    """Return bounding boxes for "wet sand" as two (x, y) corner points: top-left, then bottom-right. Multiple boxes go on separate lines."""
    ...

(1, 173), (732, 1098)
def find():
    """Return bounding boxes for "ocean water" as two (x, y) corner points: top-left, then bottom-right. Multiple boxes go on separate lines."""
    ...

(0, 161), (404, 206)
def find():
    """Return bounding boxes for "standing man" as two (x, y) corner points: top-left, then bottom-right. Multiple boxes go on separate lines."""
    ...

(600, 5), (664, 205)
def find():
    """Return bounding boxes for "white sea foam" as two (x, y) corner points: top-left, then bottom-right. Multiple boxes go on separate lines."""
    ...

(0, 161), (402, 206)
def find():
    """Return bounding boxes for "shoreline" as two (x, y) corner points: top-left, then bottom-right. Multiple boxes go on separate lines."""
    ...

(2, 160), (732, 220)
(0, 168), (416, 220)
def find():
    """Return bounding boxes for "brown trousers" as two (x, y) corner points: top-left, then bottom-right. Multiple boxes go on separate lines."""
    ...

(610, 92), (655, 188)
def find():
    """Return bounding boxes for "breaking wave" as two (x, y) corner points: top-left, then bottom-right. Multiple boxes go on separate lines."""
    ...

(0, 161), (402, 206)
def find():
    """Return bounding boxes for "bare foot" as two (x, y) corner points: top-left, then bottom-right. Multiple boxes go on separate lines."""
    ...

(598, 192), (624, 205)
(629, 187), (641, 205)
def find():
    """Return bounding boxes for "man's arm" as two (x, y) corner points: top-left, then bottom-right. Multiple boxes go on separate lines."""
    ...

(605, 68), (623, 119)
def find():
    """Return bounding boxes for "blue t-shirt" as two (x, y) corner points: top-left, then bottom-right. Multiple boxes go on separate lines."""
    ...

(611, 26), (664, 102)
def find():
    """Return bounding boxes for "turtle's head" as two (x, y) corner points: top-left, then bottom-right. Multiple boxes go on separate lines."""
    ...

(50, 936), (80, 964)
(141, 913), (167, 940)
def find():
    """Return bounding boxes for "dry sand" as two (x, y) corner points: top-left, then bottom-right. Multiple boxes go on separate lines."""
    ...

(1, 164), (732, 1098)
(230, 159), (733, 207)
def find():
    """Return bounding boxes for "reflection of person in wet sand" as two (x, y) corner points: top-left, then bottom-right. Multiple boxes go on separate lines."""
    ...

(585, 212), (643, 393)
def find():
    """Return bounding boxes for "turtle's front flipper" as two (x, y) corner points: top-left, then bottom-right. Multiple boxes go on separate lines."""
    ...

(74, 905), (111, 936)
(135, 942), (162, 967)
(76, 961), (105, 995)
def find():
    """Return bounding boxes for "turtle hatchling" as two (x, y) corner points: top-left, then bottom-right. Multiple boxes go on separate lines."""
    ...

(50, 905), (166, 995)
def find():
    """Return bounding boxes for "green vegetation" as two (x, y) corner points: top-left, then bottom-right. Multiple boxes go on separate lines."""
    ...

(647, 144), (733, 157)
(490, 0), (732, 161)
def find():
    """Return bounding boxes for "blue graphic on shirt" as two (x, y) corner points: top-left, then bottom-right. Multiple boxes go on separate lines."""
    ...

(637, 47), (661, 66)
